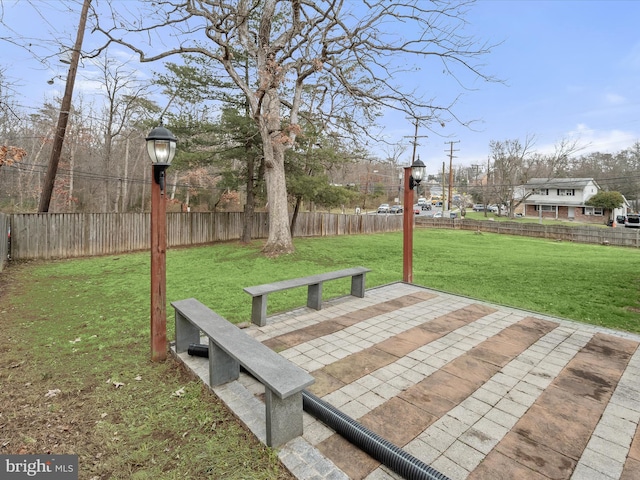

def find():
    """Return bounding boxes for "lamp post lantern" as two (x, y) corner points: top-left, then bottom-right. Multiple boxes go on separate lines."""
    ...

(146, 124), (177, 362)
(403, 157), (426, 283)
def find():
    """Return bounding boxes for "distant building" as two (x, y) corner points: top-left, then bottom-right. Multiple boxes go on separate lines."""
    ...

(522, 178), (628, 223)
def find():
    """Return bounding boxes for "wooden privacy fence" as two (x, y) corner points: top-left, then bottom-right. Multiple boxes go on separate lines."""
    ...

(8, 212), (403, 261)
(7, 212), (638, 262)
(0, 213), (8, 272)
(416, 217), (640, 248)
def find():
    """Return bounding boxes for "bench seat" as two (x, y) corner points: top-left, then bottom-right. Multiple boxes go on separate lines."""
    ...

(172, 298), (315, 447)
(243, 266), (371, 326)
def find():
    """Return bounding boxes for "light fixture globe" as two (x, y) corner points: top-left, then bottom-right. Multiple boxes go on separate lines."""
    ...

(411, 157), (426, 184)
(146, 125), (177, 166)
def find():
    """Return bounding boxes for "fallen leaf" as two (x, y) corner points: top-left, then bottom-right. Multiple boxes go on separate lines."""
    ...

(112, 382), (124, 388)
(45, 389), (61, 398)
(134, 375), (142, 381)
(172, 387), (185, 397)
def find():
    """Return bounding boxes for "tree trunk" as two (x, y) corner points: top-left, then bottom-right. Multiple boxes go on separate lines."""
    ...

(262, 141), (293, 255)
(260, 90), (294, 256)
(241, 156), (256, 244)
(290, 195), (302, 237)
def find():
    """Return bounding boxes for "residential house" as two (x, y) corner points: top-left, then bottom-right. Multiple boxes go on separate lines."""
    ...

(522, 178), (628, 224)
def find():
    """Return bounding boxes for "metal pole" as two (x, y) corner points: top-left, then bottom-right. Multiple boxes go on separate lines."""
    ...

(150, 166), (167, 361)
(402, 167), (413, 283)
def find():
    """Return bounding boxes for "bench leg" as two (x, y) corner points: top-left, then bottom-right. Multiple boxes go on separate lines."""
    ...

(251, 295), (268, 327)
(351, 273), (366, 298)
(175, 311), (201, 353)
(307, 283), (322, 310)
(208, 338), (240, 386)
(265, 389), (303, 447)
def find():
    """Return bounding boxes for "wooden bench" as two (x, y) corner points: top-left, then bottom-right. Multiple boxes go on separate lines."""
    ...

(243, 266), (371, 327)
(172, 298), (315, 447)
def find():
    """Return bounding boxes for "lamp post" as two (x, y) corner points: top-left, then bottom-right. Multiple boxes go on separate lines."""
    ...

(403, 157), (426, 283)
(146, 124), (177, 362)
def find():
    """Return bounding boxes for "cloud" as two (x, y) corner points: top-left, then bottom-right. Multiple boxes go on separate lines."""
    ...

(557, 123), (638, 155)
(603, 93), (626, 105)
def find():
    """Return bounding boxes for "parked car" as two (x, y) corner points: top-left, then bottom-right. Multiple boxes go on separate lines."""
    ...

(413, 205), (421, 215)
(433, 211), (443, 218)
(616, 215), (626, 225)
(377, 203), (390, 214)
(473, 203), (498, 213)
(390, 205), (403, 214)
(417, 198), (430, 210)
(625, 214), (640, 228)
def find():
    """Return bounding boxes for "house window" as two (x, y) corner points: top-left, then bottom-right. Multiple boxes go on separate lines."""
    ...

(533, 188), (549, 195)
(584, 207), (603, 216)
(535, 205), (555, 212)
(558, 189), (575, 196)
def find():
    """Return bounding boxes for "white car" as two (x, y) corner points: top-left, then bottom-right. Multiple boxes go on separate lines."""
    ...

(377, 203), (390, 214)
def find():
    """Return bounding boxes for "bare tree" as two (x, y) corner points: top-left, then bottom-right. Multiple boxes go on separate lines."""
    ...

(92, 0), (495, 255)
(488, 137), (537, 216)
(94, 54), (153, 212)
(489, 136), (582, 217)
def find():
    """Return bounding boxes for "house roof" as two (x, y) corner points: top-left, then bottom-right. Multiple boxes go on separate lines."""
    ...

(524, 177), (600, 189)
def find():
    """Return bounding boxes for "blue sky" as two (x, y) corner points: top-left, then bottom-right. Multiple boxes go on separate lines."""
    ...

(2, 0), (639, 174)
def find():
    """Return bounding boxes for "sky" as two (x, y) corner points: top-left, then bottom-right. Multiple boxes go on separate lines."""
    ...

(1, 0), (639, 176)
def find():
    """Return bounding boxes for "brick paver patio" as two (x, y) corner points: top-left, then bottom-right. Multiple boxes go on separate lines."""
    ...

(174, 282), (640, 480)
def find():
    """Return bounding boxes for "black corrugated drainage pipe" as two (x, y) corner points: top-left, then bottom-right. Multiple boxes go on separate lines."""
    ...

(187, 345), (450, 480)
(302, 390), (450, 480)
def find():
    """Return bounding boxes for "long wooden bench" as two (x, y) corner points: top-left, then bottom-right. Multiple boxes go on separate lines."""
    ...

(172, 298), (315, 447)
(243, 266), (371, 326)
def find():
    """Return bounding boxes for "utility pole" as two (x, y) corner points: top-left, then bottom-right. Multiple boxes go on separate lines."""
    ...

(405, 117), (429, 163)
(38, 0), (91, 212)
(445, 141), (460, 208)
(485, 156), (491, 214)
(441, 162), (446, 210)
(404, 116), (429, 193)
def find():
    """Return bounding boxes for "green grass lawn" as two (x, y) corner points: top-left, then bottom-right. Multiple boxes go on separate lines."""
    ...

(161, 228), (639, 332)
(461, 210), (610, 227)
(1, 228), (638, 478)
